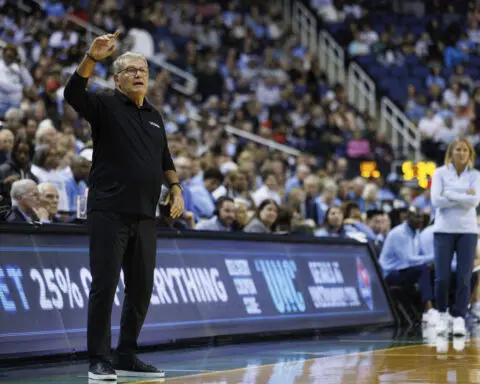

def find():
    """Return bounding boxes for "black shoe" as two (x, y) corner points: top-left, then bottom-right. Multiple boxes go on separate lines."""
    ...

(114, 356), (165, 378)
(88, 361), (117, 381)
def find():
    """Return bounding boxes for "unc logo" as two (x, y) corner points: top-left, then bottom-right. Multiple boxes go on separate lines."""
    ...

(356, 258), (374, 310)
(149, 121), (160, 129)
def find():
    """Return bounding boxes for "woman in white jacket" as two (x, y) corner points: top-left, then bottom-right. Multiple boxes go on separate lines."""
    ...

(431, 138), (480, 336)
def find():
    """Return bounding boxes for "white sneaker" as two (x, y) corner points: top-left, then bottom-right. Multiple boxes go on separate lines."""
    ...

(422, 308), (440, 326)
(436, 312), (450, 335)
(452, 317), (467, 336)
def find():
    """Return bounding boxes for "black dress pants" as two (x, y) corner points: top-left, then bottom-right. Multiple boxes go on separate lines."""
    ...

(87, 211), (156, 363)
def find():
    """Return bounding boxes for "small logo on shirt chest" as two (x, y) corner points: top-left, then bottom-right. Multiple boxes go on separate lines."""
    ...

(149, 121), (161, 129)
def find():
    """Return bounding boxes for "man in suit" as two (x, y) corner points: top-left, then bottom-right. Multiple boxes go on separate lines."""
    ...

(6, 179), (40, 223)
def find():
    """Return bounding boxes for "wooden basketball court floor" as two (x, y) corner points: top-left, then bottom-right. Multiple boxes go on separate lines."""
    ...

(2, 326), (480, 383)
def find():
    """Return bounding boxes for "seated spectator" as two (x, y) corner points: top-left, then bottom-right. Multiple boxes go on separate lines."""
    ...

(366, 209), (387, 253)
(190, 168), (224, 219)
(213, 169), (255, 208)
(0, 129), (14, 162)
(426, 66), (446, 91)
(244, 199), (279, 234)
(315, 205), (358, 238)
(342, 200), (376, 240)
(0, 44), (33, 118)
(363, 183), (380, 212)
(65, 153), (91, 212)
(287, 187), (307, 219)
(0, 139), (37, 203)
(234, 198), (250, 230)
(347, 176), (366, 212)
(252, 170), (282, 207)
(449, 65), (474, 92)
(196, 196), (237, 232)
(379, 206), (438, 325)
(413, 189), (433, 214)
(348, 32), (370, 57)
(285, 164), (311, 196)
(172, 155), (200, 221)
(443, 82), (469, 108)
(30, 144), (69, 212)
(5, 179), (40, 223)
(37, 182), (61, 223)
(302, 175), (329, 225)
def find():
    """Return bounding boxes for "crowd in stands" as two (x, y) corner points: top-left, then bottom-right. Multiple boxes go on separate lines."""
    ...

(310, 0), (480, 167)
(0, 0), (401, 235)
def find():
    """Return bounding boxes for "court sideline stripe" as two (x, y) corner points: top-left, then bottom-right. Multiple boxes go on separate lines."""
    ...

(128, 344), (420, 383)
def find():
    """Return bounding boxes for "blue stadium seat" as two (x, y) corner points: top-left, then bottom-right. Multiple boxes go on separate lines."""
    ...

(412, 66), (430, 77)
(369, 65), (389, 80)
(391, 65), (408, 78)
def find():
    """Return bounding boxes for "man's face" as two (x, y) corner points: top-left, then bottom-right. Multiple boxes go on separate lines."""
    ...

(174, 159), (192, 181)
(369, 215), (384, 234)
(0, 130), (14, 152)
(115, 58), (149, 97)
(408, 211), (424, 229)
(40, 185), (59, 216)
(3, 48), (17, 65)
(41, 127), (58, 146)
(233, 173), (248, 191)
(71, 158), (91, 181)
(204, 177), (221, 193)
(13, 142), (30, 167)
(219, 201), (236, 227)
(19, 184), (40, 210)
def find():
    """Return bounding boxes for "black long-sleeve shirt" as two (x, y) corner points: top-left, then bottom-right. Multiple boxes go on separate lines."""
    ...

(64, 72), (175, 218)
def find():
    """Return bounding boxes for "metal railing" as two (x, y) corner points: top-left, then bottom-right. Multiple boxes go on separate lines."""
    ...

(380, 97), (421, 162)
(318, 30), (345, 86)
(274, 0), (292, 24)
(291, 1), (317, 53)
(347, 62), (376, 118)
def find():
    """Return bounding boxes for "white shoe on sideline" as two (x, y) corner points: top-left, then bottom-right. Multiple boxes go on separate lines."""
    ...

(472, 303), (480, 320)
(422, 308), (440, 326)
(453, 317), (467, 336)
(436, 312), (450, 335)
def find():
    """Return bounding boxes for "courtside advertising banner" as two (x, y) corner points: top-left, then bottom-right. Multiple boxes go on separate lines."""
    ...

(0, 229), (394, 358)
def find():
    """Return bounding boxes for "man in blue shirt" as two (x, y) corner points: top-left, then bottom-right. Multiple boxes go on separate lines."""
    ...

(379, 206), (438, 325)
(65, 153), (91, 213)
(190, 168), (224, 219)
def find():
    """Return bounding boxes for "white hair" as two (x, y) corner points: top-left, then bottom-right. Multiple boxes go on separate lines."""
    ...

(362, 183), (378, 200)
(323, 179), (338, 193)
(10, 179), (37, 206)
(5, 108), (23, 121)
(112, 52), (147, 74)
(35, 119), (56, 144)
(38, 182), (57, 195)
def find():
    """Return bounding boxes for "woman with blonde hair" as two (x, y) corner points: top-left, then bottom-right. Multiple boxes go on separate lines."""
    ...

(431, 137), (480, 336)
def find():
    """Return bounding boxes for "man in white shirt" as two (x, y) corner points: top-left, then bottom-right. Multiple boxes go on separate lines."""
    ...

(0, 44), (33, 118)
(252, 171), (282, 207)
(443, 82), (469, 108)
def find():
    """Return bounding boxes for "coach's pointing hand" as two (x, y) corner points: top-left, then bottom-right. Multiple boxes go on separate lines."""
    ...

(87, 31), (120, 61)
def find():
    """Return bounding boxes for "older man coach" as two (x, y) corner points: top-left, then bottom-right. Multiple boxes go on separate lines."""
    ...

(64, 32), (184, 381)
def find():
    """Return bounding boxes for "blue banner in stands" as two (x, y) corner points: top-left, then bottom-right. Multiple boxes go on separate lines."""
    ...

(0, 231), (394, 358)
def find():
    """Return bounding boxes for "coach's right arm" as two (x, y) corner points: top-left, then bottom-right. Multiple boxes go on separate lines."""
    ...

(64, 31), (120, 124)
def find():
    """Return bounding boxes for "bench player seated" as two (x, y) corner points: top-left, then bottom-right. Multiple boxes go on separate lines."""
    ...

(379, 206), (438, 325)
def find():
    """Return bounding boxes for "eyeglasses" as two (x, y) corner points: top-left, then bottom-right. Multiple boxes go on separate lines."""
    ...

(117, 67), (149, 76)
